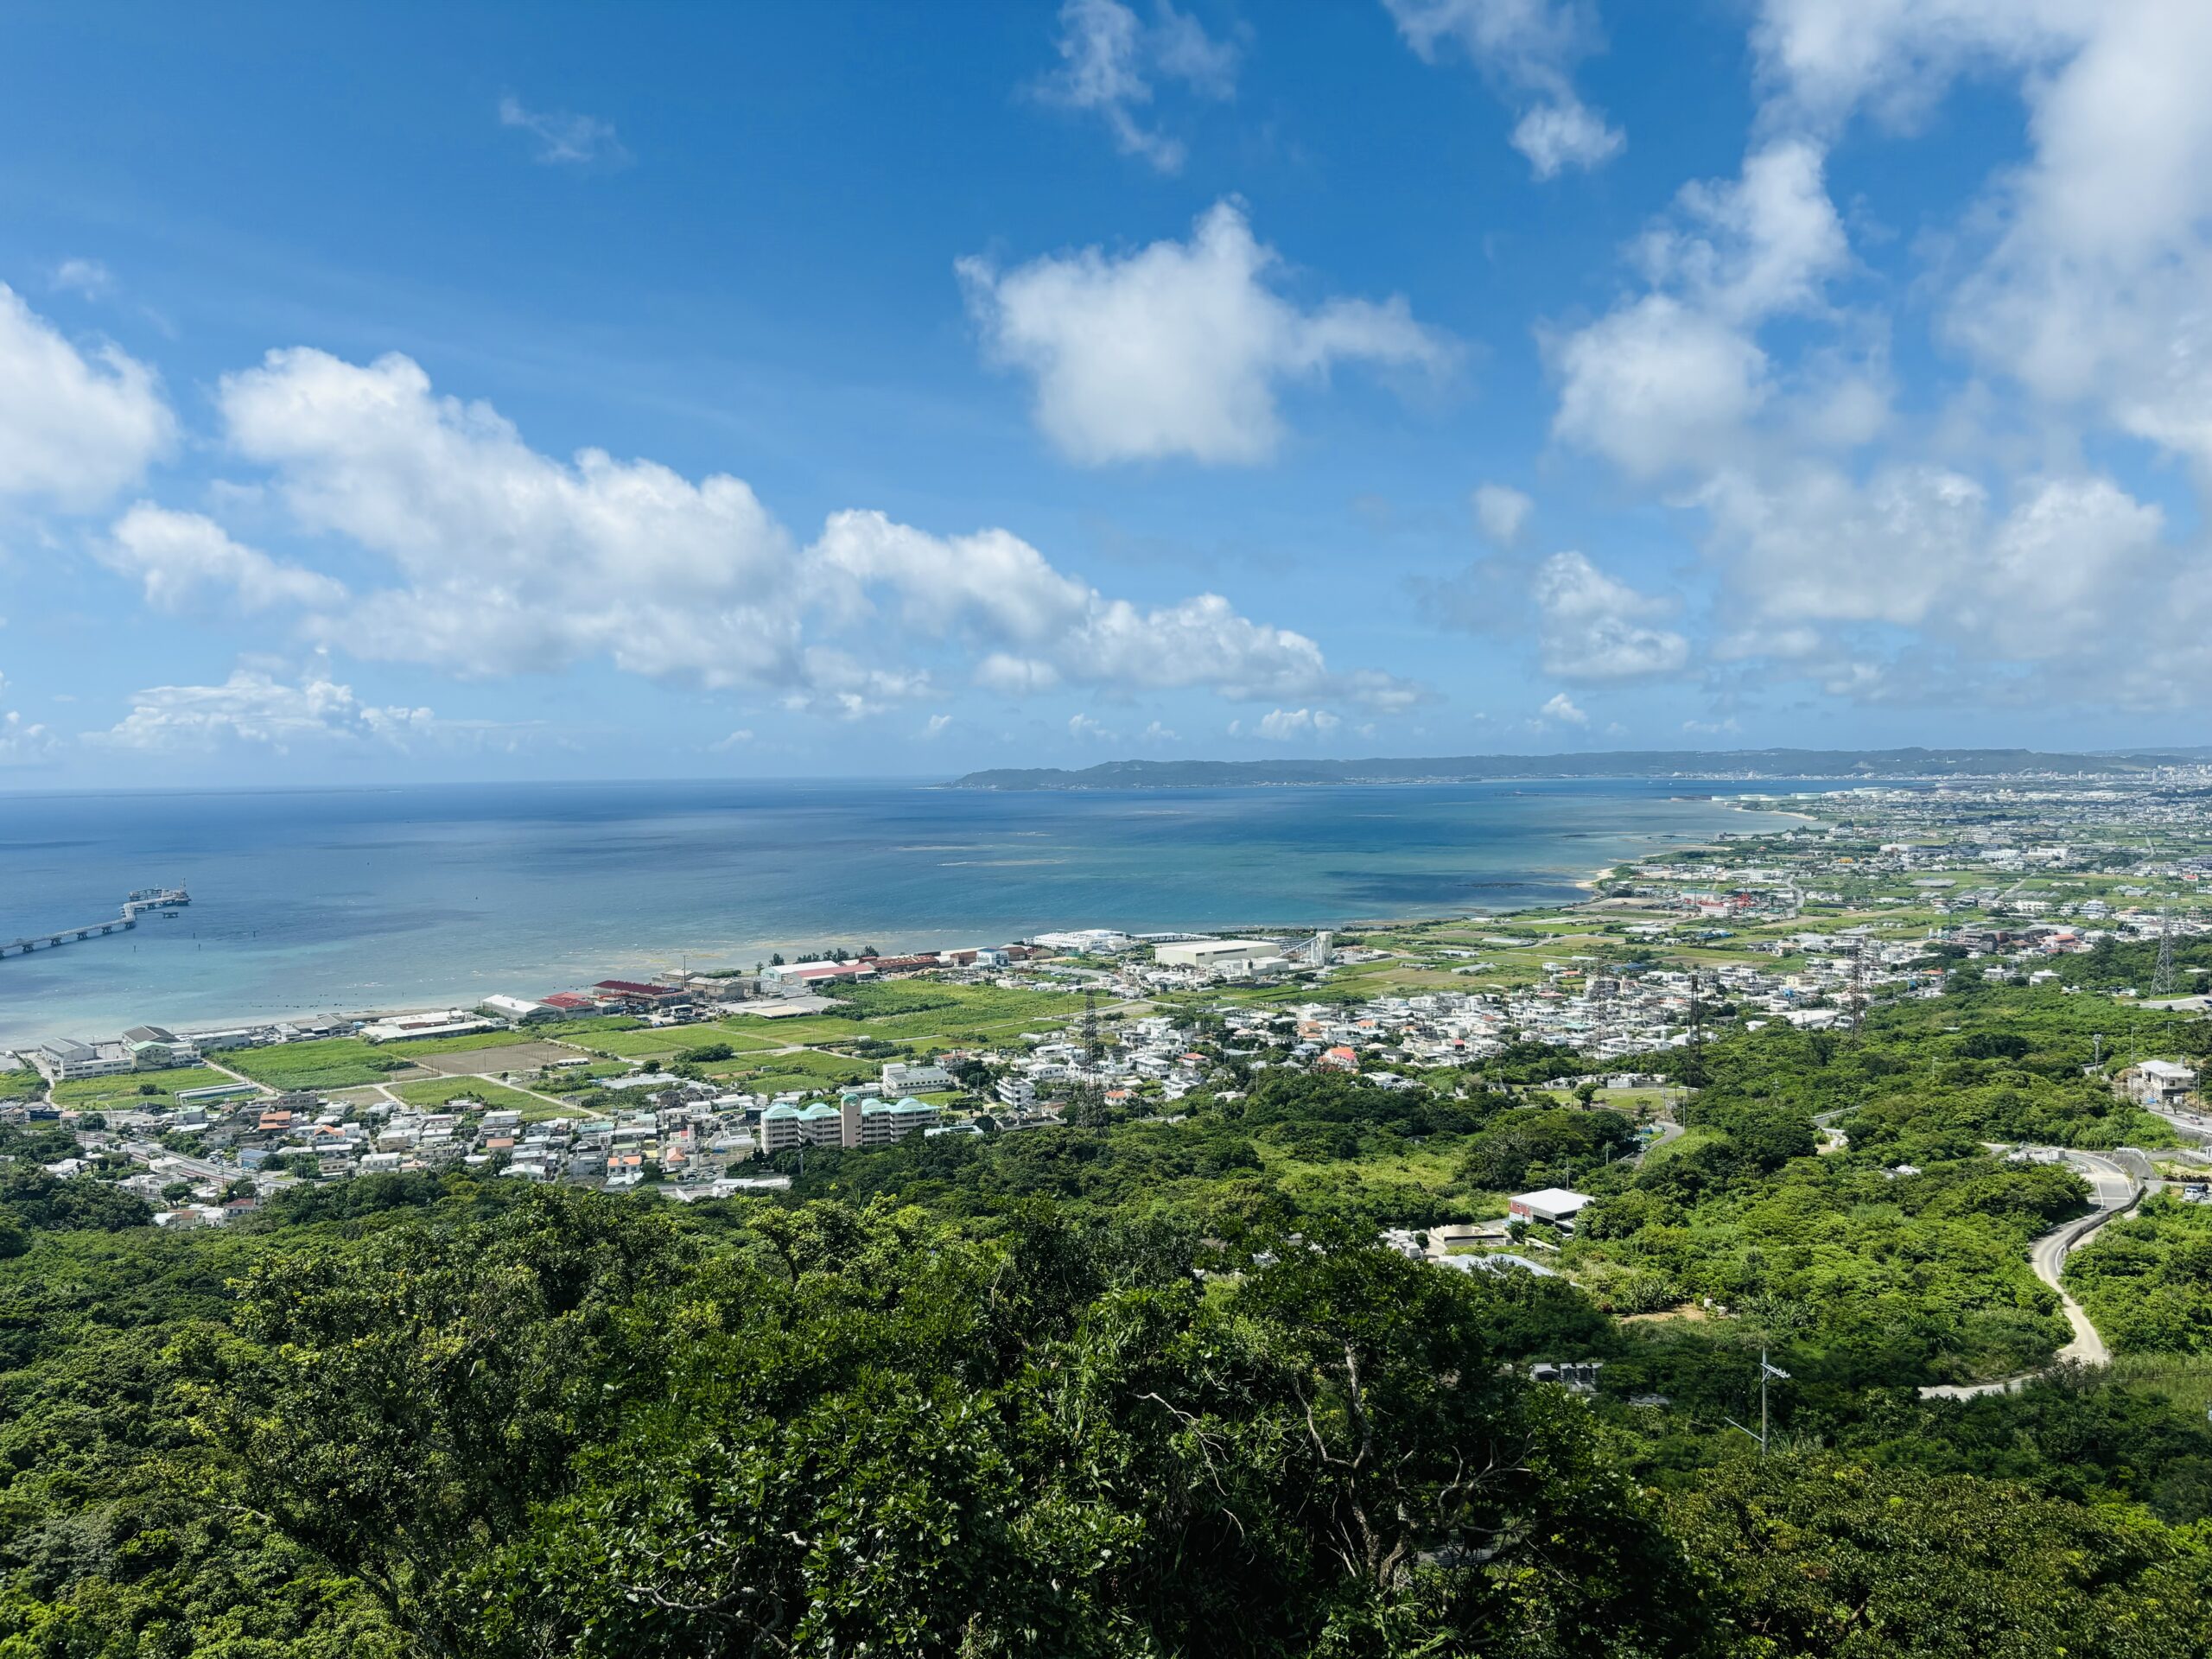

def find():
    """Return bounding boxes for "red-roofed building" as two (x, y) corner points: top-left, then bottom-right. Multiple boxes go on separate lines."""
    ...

(760, 959), (876, 992)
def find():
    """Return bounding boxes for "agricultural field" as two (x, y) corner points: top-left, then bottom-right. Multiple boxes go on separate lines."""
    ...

(226, 1039), (423, 1091)
(370, 1028), (550, 1058)
(407, 1040), (585, 1077)
(389, 1077), (563, 1114)
(1, 1067), (47, 1100)
(51, 1065), (225, 1110)
(578, 1023), (787, 1060)
(715, 983), (1087, 1048)
(531, 1015), (644, 1039)
(536, 1059), (632, 1092)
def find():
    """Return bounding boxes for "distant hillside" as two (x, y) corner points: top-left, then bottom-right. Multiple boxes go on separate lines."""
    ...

(948, 747), (2210, 790)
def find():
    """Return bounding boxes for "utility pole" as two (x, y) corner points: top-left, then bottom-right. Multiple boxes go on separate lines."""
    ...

(1726, 1350), (1791, 1457)
(1083, 987), (1101, 1072)
(1681, 971), (1706, 1114)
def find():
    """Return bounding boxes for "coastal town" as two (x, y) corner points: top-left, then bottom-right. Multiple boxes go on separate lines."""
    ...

(10, 770), (2212, 1230)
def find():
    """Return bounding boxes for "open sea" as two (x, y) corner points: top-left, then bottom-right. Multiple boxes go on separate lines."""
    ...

(0, 778), (1813, 1045)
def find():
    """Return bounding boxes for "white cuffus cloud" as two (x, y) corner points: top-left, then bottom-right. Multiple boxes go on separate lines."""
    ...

(1551, 296), (1772, 480)
(94, 665), (435, 753)
(1034, 0), (1238, 172)
(99, 504), (347, 613)
(1471, 482), (1533, 546)
(1978, 477), (2164, 655)
(1530, 551), (1690, 679)
(1936, 3), (2212, 479)
(959, 200), (1450, 465)
(1551, 138), (1847, 480)
(203, 346), (1394, 710)
(1639, 137), (1850, 320)
(1745, 0), (2209, 468)
(0, 708), (54, 763)
(1695, 460), (2182, 701)
(1572, 89), (2192, 695)
(497, 96), (627, 167)
(50, 257), (114, 298)
(220, 347), (804, 686)
(1750, 0), (2097, 134)
(1537, 690), (1588, 726)
(817, 509), (1344, 698)
(1244, 706), (1342, 741)
(0, 283), (173, 508)
(1382, 0), (1624, 177)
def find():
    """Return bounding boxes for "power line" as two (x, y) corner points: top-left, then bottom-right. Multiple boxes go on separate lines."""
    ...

(1727, 1350), (1790, 1457)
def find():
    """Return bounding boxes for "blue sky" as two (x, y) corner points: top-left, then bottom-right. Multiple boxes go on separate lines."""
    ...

(1, 0), (2207, 785)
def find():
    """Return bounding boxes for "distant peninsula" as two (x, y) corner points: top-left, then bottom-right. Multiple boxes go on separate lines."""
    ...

(948, 746), (2212, 790)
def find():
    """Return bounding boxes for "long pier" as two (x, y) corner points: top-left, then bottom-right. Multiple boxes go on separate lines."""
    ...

(1, 916), (137, 958)
(2, 886), (186, 960)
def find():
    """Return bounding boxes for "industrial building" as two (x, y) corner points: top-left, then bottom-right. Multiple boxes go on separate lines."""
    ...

(1152, 938), (1281, 972)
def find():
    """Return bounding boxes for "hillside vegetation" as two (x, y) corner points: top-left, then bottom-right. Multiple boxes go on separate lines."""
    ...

(3, 982), (2212, 1654)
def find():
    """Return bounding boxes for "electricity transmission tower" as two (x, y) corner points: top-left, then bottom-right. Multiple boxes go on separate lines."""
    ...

(2154, 910), (2177, 999)
(1083, 987), (1101, 1071)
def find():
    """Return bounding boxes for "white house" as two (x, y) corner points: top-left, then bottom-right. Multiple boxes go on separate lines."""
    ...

(882, 1060), (954, 1093)
(1507, 1187), (1597, 1232)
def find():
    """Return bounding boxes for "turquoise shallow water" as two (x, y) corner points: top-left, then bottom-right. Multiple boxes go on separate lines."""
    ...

(0, 778), (1805, 1043)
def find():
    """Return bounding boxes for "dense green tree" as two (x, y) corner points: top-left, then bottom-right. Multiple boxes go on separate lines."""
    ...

(1673, 1456), (2212, 1656)
(1456, 1107), (1638, 1187)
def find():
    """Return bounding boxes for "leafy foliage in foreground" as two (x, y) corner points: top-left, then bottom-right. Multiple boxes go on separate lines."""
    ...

(195, 1192), (1698, 1657)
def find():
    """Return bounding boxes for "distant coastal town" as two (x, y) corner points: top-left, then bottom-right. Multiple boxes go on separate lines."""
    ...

(8, 769), (2212, 1235)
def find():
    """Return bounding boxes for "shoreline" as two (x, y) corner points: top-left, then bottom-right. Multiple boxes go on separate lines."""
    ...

(3, 793), (1804, 1052)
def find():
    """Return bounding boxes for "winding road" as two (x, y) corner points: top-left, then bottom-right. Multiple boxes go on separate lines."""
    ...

(1920, 1148), (2139, 1400)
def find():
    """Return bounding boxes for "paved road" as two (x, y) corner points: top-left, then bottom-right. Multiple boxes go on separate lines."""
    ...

(1921, 1148), (2138, 1399)
(2146, 1104), (2212, 1149)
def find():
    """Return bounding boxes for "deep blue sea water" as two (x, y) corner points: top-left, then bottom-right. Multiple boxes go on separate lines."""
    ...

(0, 779), (1809, 1044)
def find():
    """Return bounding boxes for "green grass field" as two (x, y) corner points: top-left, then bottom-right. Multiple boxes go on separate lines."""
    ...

(390, 1077), (552, 1113)
(534, 1015), (645, 1039)
(51, 1065), (226, 1109)
(718, 1050), (876, 1096)
(2108, 1353), (2212, 1417)
(1639, 1125), (1725, 1166)
(580, 1023), (787, 1060)
(536, 1060), (632, 1090)
(372, 1028), (550, 1058)
(227, 1039), (410, 1091)
(1, 1068), (46, 1100)
(729, 984), (1082, 1042)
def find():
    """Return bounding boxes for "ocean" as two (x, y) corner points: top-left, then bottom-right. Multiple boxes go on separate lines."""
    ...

(0, 778), (1809, 1045)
